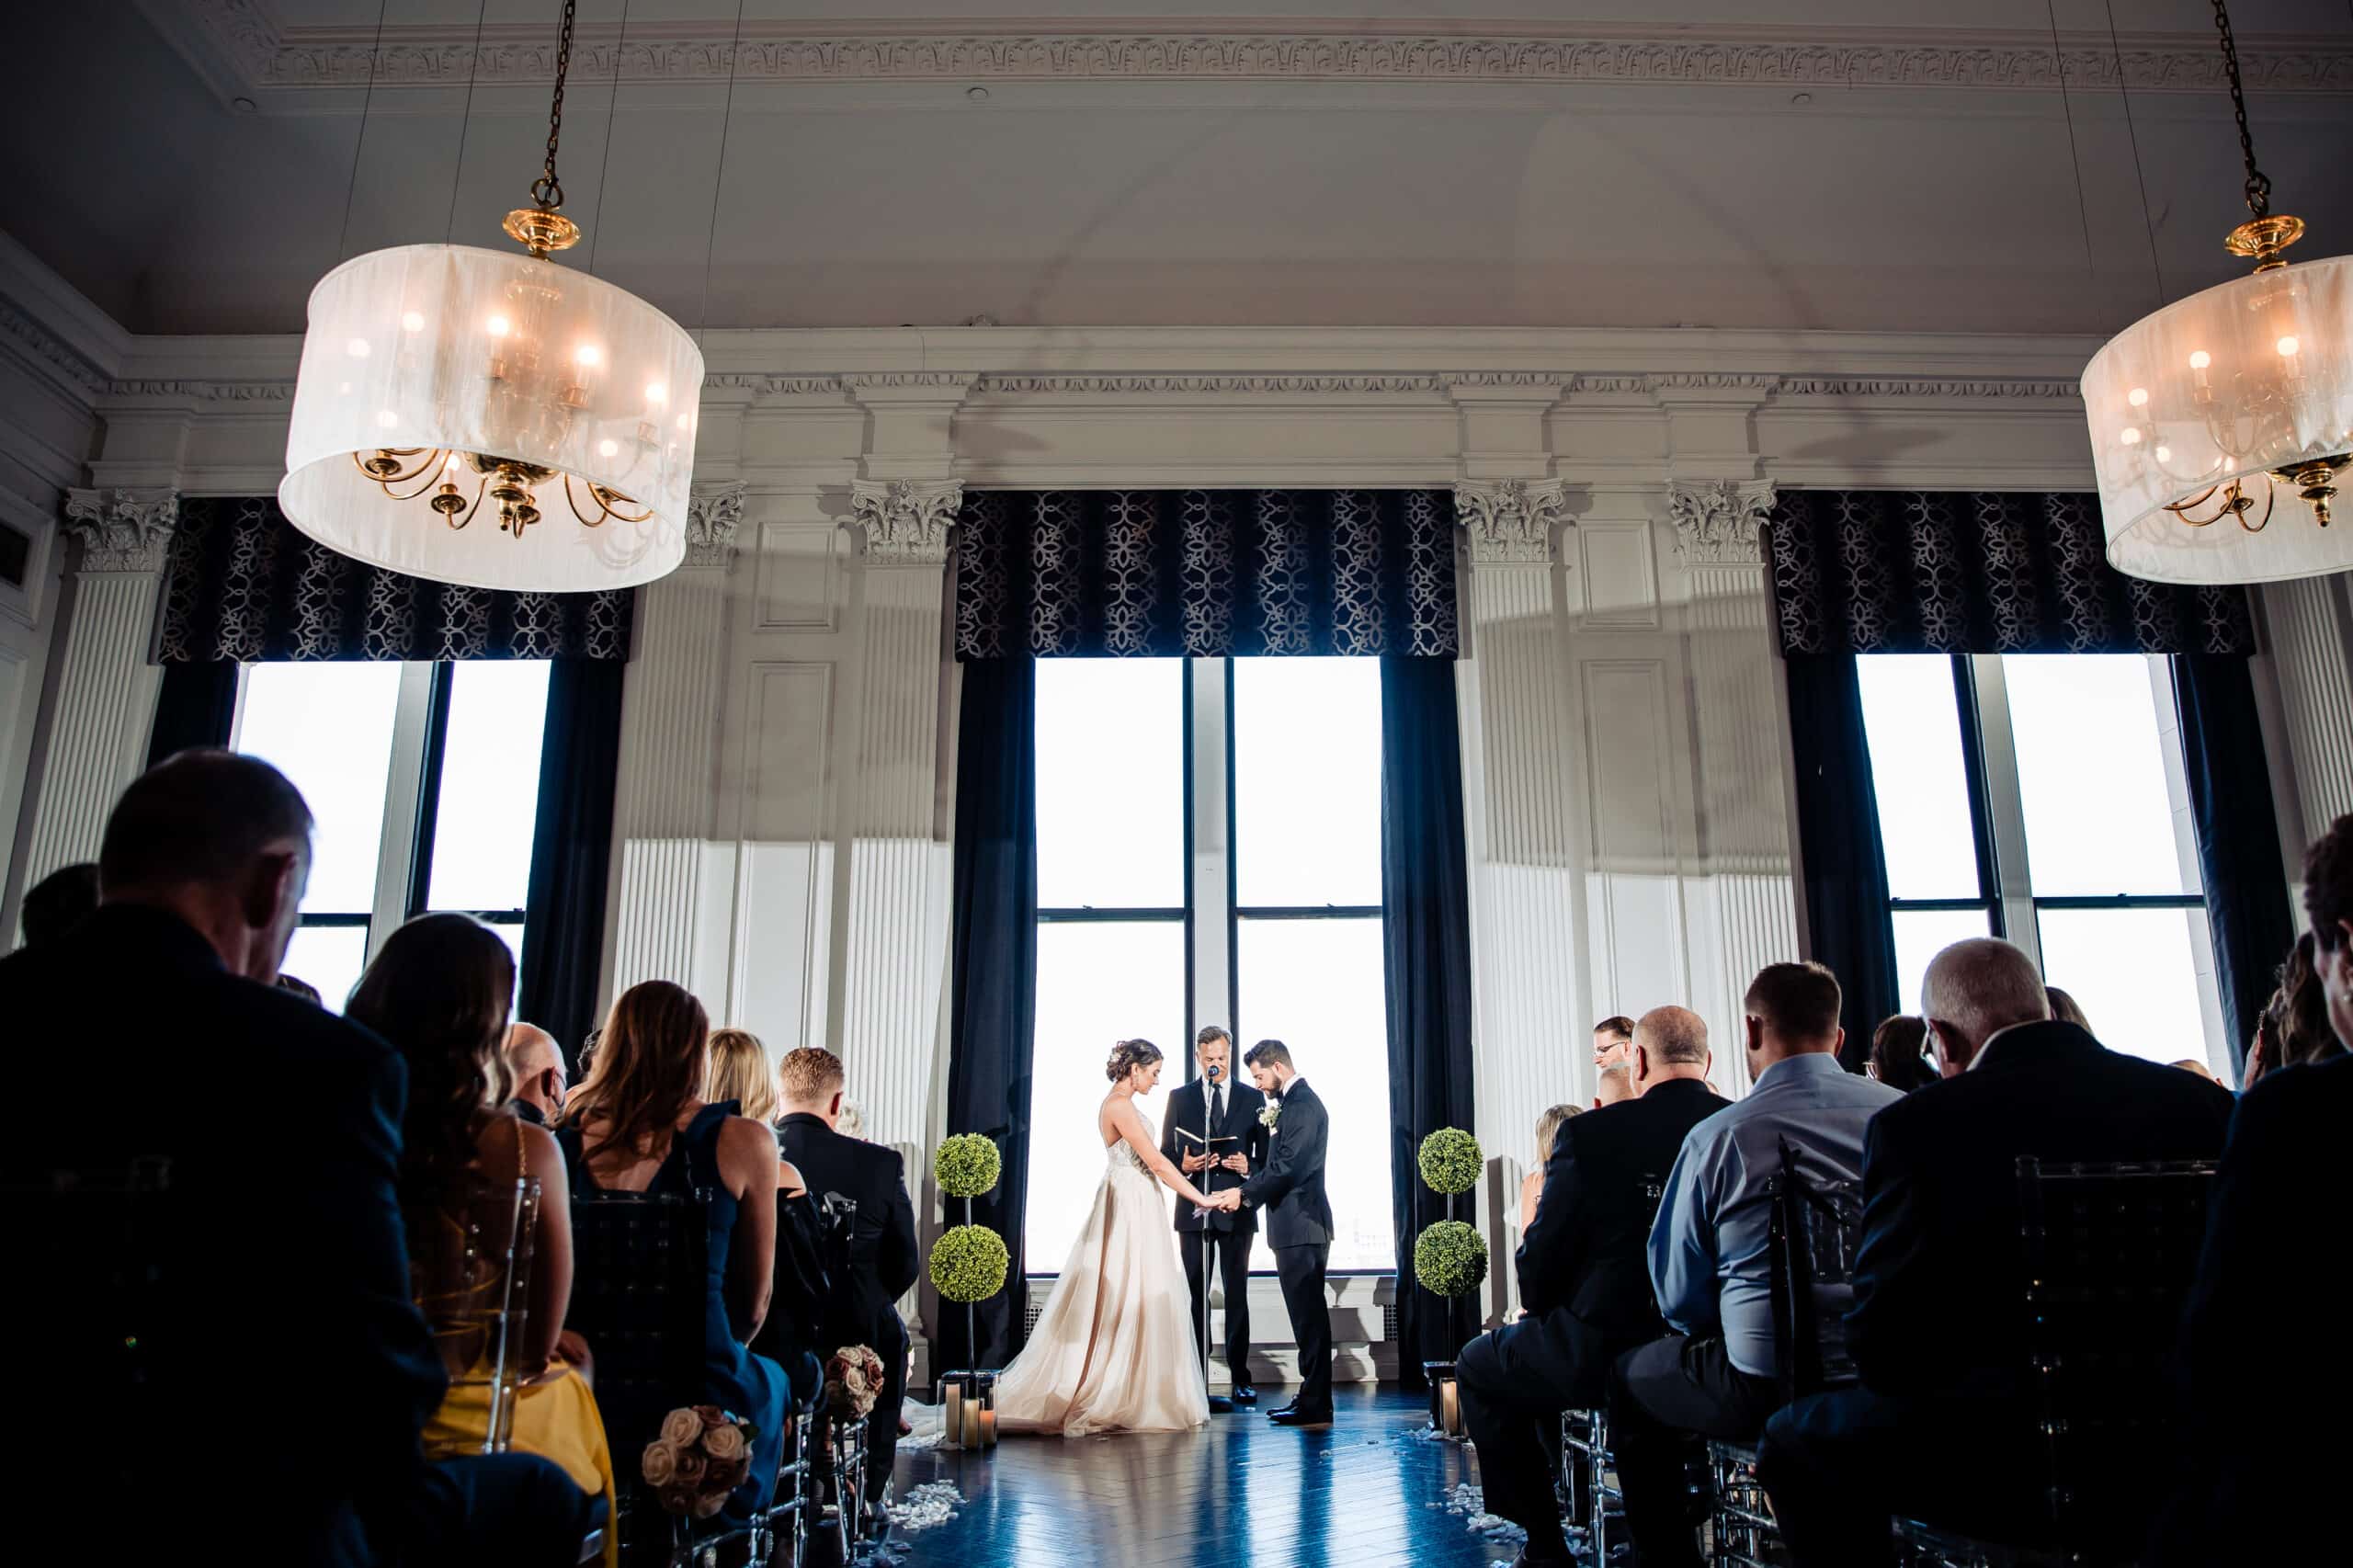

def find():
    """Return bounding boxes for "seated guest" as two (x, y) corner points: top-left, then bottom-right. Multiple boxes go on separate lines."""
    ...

(2242, 932), (2342, 1087)
(1757, 937), (2234, 1566)
(705, 1027), (780, 1127)
(350, 916), (615, 1548)
(17, 859), (98, 949)
(559, 982), (792, 1521)
(1519, 1104), (1582, 1231)
(2044, 983), (2093, 1033)
(1614, 971), (1900, 1568)
(1865, 1014), (1936, 1092)
(563, 1028), (603, 1112)
(2161, 816), (2353, 1565)
(771, 1048), (917, 1523)
(503, 1022), (568, 1125)
(1595, 1062), (1634, 1108)
(1455, 1007), (1730, 1567)
(0, 753), (583, 1567)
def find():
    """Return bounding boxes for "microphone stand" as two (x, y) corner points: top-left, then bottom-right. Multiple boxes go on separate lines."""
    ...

(1199, 1067), (1235, 1416)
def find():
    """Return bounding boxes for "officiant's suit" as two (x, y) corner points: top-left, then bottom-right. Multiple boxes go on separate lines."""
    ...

(1161, 1073), (1270, 1382)
(1454, 1077), (1730, 1552)
(773, 1112), (920, 1506)
(1238, 1077), (1336, 1419)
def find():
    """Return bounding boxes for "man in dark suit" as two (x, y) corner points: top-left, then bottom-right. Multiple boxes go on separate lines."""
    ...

(2156, 813), (2353, 1566)
(773, 1045), (920, 1514)
(1160, 1025), (1269, 1403)
(1757, 937), (2234, 1566)
(0, 751), (582, 1567)
(1218, 1039), (1335, 1425)
(1455, 1008), (1731, 1567)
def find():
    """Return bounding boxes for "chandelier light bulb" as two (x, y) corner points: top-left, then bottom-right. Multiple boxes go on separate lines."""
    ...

(2128, 387), (2150, 406)
(2155, 446), (2173, 462)
(2120, 426), (2143, 445)
(346, 337), (371, 358)
(597, 438), (619, 457)
(575, 343), (602, 368)
(2188, 350), (2211, 369)
(2277, 335), (2301, 357)
(645, 381), (667, 404)
(486, 314), (511, 338)
(401, 311), (426, 333)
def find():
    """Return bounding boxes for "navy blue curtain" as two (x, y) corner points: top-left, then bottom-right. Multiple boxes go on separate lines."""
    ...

(144, 662), (240, 770)
(2172, 655), (2295, 1078)
(1782, 655), (1900, 1071)
(518, 660), (626, 1065)
(1379, 655), (1479, 1387)
(941, 658), (1040, 1377)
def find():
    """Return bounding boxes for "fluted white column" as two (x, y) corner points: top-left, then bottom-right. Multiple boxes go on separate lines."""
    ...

(1453, 478), (1590, 1323)
(838, 480), (959, 1153)
(608, 481), (744, 1012)
(1667, 479), (1801, 1089)
(2260, 574), (2353, 845)
(19, 489), (176, 883)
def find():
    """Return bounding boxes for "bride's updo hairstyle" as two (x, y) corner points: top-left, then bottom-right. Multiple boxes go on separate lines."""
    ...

(1106, 1038), (1164, 1083)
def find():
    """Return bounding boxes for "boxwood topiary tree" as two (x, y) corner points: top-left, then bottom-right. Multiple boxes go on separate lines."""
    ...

(933, 1133), (1002, 1201)
(1413, 1219), (1490, 1299)
(929, 1223), (1010, 1305)
(1417, 1128), (1483, 1204)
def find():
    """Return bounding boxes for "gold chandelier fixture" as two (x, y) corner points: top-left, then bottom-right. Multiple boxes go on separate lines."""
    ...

(280, 0), (702, 592)
(2078, 0), (2352, 585)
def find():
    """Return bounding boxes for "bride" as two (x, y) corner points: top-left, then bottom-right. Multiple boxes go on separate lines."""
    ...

(995, 1039), (1217, 1436)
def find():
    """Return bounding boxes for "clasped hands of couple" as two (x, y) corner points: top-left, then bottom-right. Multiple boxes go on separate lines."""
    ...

(1181, 1148), (1249, 1212)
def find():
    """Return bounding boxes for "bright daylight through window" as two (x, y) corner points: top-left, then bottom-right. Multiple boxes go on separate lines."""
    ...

(233, 660), (551, 1011)
(1858, 653), (2222, 1069)
(1025, 656), (1395, 1276)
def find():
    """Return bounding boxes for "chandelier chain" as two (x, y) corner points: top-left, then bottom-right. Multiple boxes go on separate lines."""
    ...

(2210, 0), (2270, 218)
(531, 0), (579, 211)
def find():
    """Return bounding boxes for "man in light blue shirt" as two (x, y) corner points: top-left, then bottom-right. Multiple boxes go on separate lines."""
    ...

(1608, 963), (1902, 1568)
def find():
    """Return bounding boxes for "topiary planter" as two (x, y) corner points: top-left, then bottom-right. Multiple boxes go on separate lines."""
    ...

(1414, 1218), (1490, 1299)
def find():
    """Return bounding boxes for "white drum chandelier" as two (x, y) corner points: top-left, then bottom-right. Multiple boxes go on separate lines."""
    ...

(280, 0), (702, 592)
(2080, 0), (2351, 585)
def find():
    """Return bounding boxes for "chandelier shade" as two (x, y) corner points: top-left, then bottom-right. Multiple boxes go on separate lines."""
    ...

(280, 244), (704, 593)
(2083, 255), (2353, 585)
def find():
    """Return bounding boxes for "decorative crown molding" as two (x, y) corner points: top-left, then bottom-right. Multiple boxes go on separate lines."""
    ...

(685, 480), (747, 571)
(1456, 478), (1569, 567)
(215, 19), (2353, 97)
(976, 372), (1442, 396)
(1, 294), (110, 397)
(1665, 479), (1779, 567)
(849, 479), (962, 567)
(63, 488), (179, 574)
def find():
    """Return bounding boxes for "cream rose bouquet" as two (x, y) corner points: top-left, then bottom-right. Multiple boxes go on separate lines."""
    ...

(824, 1345), (887, 1421)
(641, 1403), (756, 1520)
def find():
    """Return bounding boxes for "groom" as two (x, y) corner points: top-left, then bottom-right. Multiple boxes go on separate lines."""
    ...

(1212, 1039), (1335, 1426)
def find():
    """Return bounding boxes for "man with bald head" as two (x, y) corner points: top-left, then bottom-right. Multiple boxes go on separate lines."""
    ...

(1756, 937), (2233, 1565)
(1614, 973), (1901, 1568)
(1453, 1004), (1729, 1566)
(502, 1023), (566, 1125)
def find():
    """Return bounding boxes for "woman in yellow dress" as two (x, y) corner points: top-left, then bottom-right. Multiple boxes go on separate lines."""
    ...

(348, 915), (617, 1567)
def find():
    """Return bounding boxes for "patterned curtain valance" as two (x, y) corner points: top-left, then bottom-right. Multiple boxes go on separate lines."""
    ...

(158, 497), (633, 663)
(1767, 489), (2254, 657)
(953, 489), (1459, 660)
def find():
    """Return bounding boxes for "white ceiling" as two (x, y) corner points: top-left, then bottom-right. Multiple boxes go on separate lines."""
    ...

(4, 3), (2349, 338)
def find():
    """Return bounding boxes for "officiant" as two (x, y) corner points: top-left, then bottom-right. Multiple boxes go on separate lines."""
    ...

(1160, 1026), (1270, 1403)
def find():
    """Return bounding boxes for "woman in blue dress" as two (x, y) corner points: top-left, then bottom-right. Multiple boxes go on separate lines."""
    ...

(558, 981), (820, 1519)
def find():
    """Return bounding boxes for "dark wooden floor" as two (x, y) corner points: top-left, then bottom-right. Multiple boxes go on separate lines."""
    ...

(883, 1387), (1520, 1568)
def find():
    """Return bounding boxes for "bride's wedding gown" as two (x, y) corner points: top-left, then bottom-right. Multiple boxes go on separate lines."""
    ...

(993, 1115), (1210, 1436)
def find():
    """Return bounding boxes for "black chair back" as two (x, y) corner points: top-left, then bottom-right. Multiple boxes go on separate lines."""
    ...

(13, 1159), (175, 1405)
(2015, 1157), (2216, 1547)
(564, 1186), (710, 1459)
(1768, 1140), (1865, 1403)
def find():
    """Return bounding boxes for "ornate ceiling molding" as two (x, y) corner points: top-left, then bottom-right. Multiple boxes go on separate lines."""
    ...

(1457, 478), (1569, 568)
(0, 295), (110, 397)
(1665, 478), (1779, 567)
(63, 488), (179, 574)
(684, 480), (746, 572)
(849, 479), (961, 567)
(976, 372), (1440, 395)
(219, 19), (2353, 96)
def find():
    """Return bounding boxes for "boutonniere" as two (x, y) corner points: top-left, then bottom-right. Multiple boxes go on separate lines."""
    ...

(1258, 1101), (1281, 1130)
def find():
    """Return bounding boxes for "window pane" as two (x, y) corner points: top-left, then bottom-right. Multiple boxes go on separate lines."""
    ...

(426, 661), (551, 913)
(2036, 906), (2217, 1068)
(1023, 921), (1185, 1275)
(1233, 657), (1382, 908)
(1035, 660), (1184, 910)
(235, 662), (404, 915)
(282, 925), (369, 1014)
(1856, 655), (1983, 902)
(1236, 915), (1393, 1272)
(2002, 655), (2196, 898)
(1892, 906), (1994, 1018)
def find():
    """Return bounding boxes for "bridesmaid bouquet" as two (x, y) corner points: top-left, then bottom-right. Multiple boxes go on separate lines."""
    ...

(825, 1345), (886, 1420)
(641, 1404), (754, 1520)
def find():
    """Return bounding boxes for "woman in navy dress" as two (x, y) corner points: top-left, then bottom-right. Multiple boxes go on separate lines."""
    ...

(559, 982), (815, 1518)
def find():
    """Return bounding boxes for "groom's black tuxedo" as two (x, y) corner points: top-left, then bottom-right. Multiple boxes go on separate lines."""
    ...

(1162, 1074), (1270, 1380)
(1240, 1077), (1336, 1416)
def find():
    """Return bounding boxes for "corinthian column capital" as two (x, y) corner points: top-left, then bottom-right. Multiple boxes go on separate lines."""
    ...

(684, 480), (747, 571)
(849, 479), (962, 566)
(1456, 478), (1569, 566)
(63, 488), (178, 574)
(1665, 478), (1778, 566)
